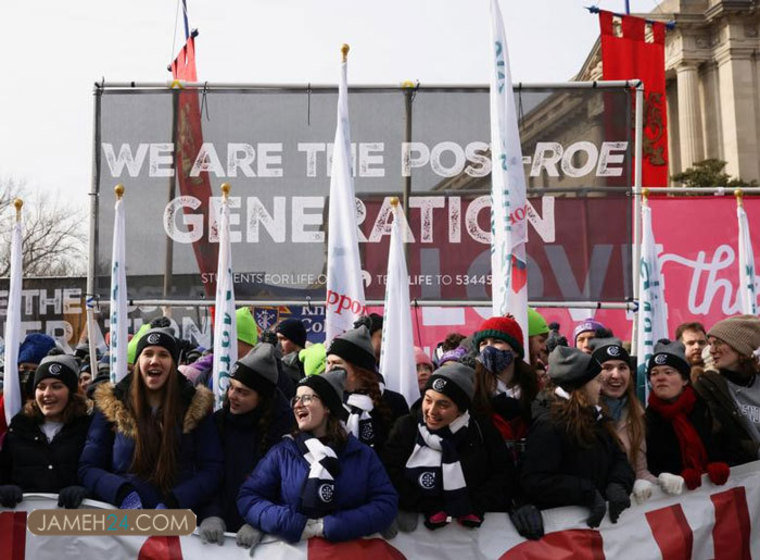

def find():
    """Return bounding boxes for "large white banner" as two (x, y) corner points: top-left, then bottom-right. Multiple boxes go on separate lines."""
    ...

(488, 0), (528, 353)
(737, 204), (758, 315)
(324, 50), (367, 343)
(109, 191), (129, 383)
(5, 461), (760, 559)
(3, 206), (24, 426)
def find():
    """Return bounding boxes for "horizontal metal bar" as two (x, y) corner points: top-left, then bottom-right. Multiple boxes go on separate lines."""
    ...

(94, 80), (641, 92)
(633, 187), (760, 195)
(114, 298), (635, 310)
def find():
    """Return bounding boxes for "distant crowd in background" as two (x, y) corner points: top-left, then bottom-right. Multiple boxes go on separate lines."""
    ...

(1, 307), (760, 551)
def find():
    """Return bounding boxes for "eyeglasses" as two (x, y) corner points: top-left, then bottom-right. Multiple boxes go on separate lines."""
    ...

(291, 394), (320, 408)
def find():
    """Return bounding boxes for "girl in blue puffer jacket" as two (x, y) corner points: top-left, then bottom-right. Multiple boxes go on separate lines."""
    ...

(237, 368), (398, 545)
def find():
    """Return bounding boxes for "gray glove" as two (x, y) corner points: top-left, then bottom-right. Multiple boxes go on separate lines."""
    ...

(397, 510), (419, 532)
(0, 485), (23, 508)
(380, 518), (398, 540)
(586, 489), (607, 528)
(605, 482), (631, 524)
(236, 523), (263, 548)
(198, 516), (226, 545)
(510, 504), (544, 540)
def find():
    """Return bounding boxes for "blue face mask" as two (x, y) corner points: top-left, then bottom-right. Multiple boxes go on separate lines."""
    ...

(477, 345), (514, 373)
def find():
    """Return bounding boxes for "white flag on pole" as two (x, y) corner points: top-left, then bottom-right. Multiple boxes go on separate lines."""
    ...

(3, 201), (23, 426)
(325, 45), (366, 344)
(212, 186), (238, 411)
(488, 0), (529, 358)
(109, 188), (129, 383)
(737, 203), (758, 315)
(635, 204), (668, 401)
(379, 200), (418, 406)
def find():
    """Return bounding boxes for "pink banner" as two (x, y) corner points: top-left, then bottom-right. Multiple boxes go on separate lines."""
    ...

(408, 196), (759, 350)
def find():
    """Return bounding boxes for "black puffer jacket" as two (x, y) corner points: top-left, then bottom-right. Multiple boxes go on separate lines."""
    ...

(381, 411), (513, 516)
(521, 394), (634, 509)
(0, 411), (91, 491)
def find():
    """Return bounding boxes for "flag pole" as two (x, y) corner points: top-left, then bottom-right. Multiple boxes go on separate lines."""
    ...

(4, 198), (24, 425)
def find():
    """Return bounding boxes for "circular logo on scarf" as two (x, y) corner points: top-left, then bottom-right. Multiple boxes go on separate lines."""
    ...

(49, 363), (62, 375)
(418, 471), (436, 490)
(360, 422), (374, 442)
(146, 333), (162, 345)
(318, 483), (334, 503)
(432, 378), (447, 392)
(606, 346), (620, 357)
(654, 354), (668, 365)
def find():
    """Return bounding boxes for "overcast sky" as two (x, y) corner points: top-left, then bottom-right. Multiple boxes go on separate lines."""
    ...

(0, 0), (663, 206)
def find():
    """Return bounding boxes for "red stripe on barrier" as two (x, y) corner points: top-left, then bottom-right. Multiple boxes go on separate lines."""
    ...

(0, 511), (27, 560)
(711, 487), (751, 560)
(138, 536), (183, 560)
(501, 529), (605, 560)
(308, 536), (406, 560)
(645, 504), (692, 560)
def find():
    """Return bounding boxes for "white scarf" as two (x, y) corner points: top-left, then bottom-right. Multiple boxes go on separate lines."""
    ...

(346, 393), (374, 443)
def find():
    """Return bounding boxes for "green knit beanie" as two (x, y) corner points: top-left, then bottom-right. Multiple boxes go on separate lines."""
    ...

(127, 323), (152, 365)
(236, 307), (259, 346)
(528, 308), (549, 337)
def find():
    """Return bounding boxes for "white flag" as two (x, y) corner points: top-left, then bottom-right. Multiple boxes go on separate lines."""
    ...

(212, 192), (238, 411)
(379, 201), (418, 406)
(636, 205), (668, 401)
(488, 0), (529, 358)
(325, 50), (366, 343)
(3, 206), (23, 426)
(109, 193), (129, 383)
(737, 205), (758, 315)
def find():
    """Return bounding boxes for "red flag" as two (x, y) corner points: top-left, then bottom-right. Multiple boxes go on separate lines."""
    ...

(600, 11), (668, 188)
(171, 37), (219, 297)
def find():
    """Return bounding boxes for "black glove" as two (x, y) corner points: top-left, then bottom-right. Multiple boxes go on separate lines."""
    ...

(510, 504), (544, 540)
(0, 484), (23, 508)
(58, 485), (89, 509)
(605, 483), (631, 524)
(585, 489), (606, 528)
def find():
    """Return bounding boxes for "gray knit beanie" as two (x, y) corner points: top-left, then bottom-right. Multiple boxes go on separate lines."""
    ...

(646, 339), (690, 379)
(425, 362), (475, 412)
(327, 325), (377, 371)
(548, 345), (602, 391)
(230, 342), (279, 397)
(707, 315), (760, 358)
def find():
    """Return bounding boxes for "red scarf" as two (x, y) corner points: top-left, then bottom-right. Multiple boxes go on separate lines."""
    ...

(647, 385), (708, 473)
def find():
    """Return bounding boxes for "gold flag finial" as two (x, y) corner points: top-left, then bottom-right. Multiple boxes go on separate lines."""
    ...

(641, 188), (649, 207)
(735, 188), (745, 207)
(341, 44), (350, 62)
(114, 184), (125, 199)
(13, 198), (23, 221)
(390, 197), (399, 207)
(221, 183), (231, 198)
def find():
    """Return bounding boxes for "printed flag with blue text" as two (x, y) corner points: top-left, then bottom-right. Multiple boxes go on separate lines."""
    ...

(489, 0), (529, 358)
(110, 191), (129, 383)
(3, 205), (23, 426)
(379, 201), (418, 406)
(636, 204), (668, 401)
(212, 192), (238, 410)
(737, 204), (758, 315)
(325, 49), (366, 343)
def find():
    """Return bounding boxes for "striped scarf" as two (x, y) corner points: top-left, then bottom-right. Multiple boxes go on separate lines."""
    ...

(295, 433), (341, 517)
(404, 411), (471, 517)
(346, 393), (375, 446)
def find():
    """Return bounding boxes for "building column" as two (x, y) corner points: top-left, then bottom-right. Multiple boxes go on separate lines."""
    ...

(676, 62), (704, 170)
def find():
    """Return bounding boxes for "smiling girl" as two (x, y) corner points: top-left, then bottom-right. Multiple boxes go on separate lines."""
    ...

(0, 355), (92, 509)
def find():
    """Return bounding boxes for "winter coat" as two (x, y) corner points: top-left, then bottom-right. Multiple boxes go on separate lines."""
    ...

(694, 369), (760, 465)
(281, 351), (304, 387)
(521, 396), (635, 509)
(381, 411), (513, 516)
(646, 392), (726, 476)
(79, 374), (223, 511)
(1, 411), (91, 491)
(612, 403), (656, 483)
(237, 434), (398, 543)
(201, 391), (293, 531)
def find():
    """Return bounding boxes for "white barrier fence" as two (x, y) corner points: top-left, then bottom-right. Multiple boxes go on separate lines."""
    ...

(2, 460), (759, 559)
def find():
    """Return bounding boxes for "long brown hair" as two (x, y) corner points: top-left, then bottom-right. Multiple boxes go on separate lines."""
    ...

(127, 364), (186, 493)
(23, 392), (89, 424)
(472, 360), (539, 420)
(349, 365), (392, 425)
(550, 389), (618, 448)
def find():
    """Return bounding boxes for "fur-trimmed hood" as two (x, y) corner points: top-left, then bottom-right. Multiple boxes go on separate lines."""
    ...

(94, 373), (214, 439)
